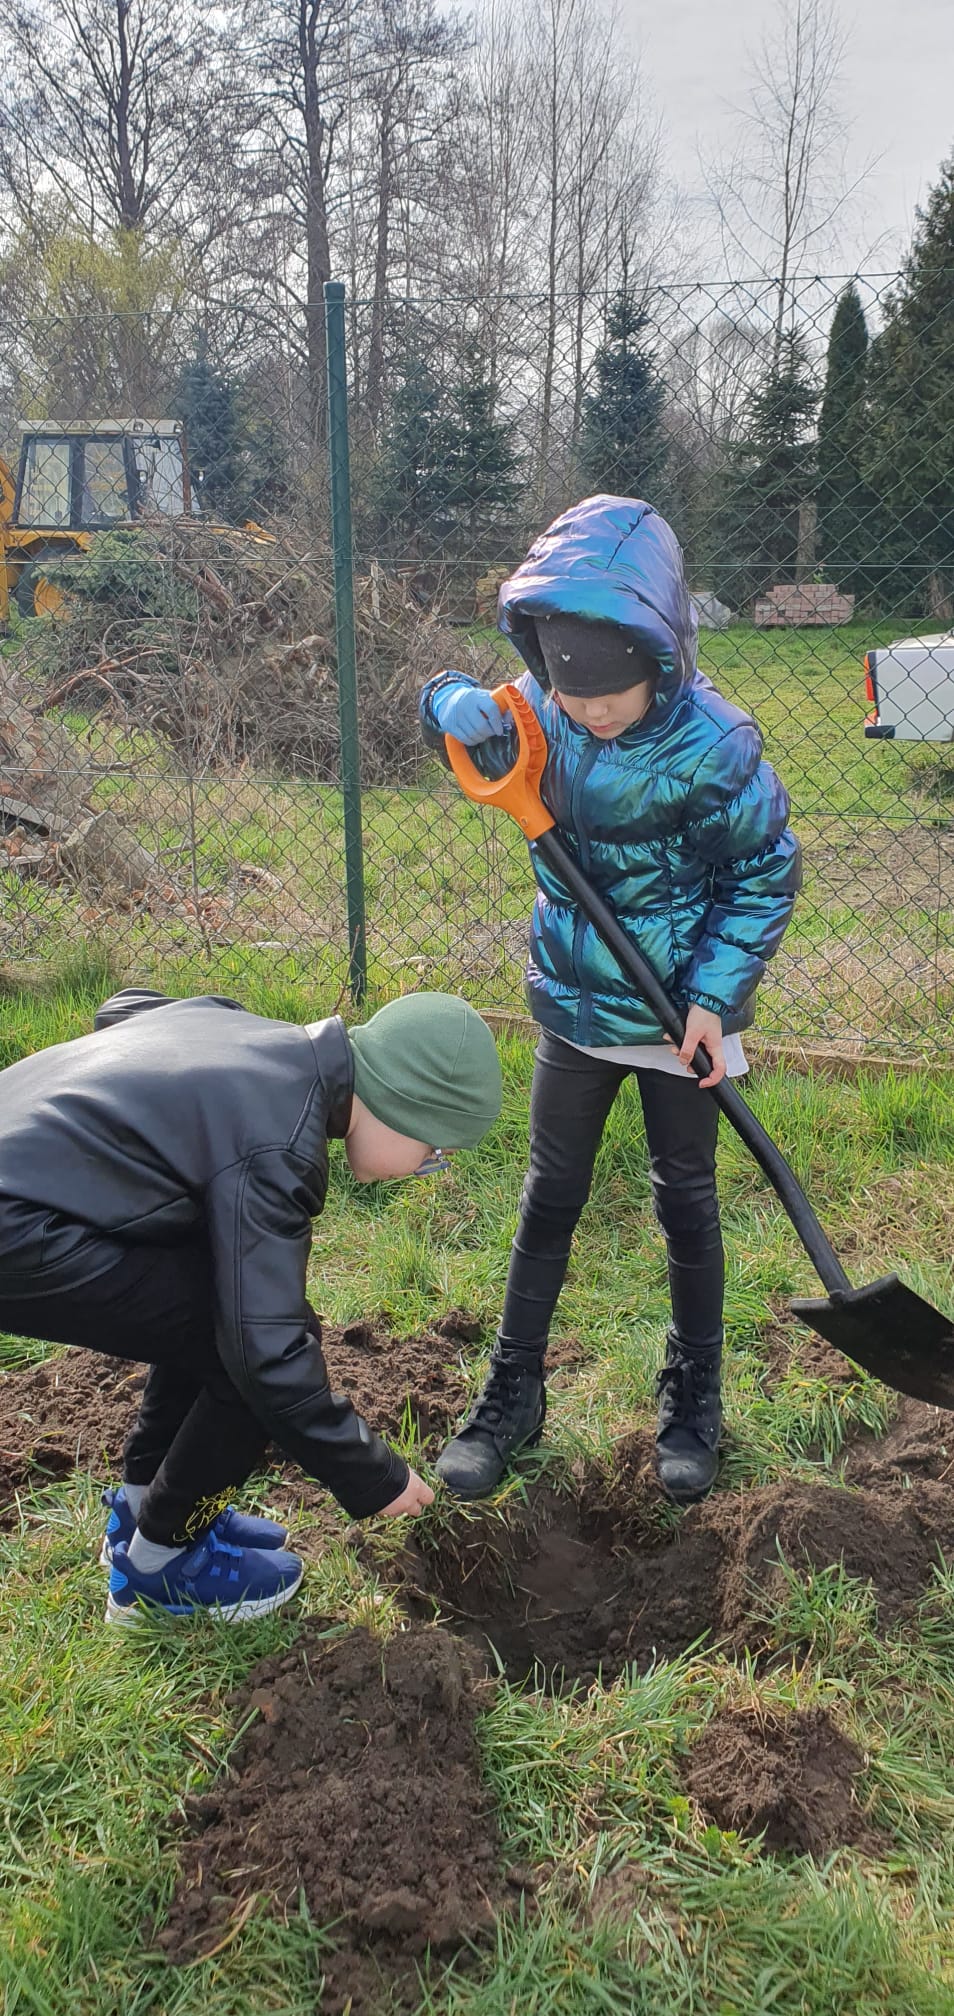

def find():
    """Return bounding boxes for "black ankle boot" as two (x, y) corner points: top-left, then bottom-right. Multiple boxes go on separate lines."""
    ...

(654, 1333), (723, 1505)
(435, 1343), (546, 1500)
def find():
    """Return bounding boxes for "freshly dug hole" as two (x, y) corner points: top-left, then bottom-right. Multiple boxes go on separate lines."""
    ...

(159, 1623), (525, 2015)
(388, 1435), (954, 1690)
(684, 1704), (885, 1856)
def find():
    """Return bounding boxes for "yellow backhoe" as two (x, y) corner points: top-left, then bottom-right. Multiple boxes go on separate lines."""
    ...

(0, 417), (196, 623)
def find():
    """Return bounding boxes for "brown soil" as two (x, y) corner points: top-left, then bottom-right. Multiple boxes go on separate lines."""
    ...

(684, 1704), (884, 1856)
(0, 1353), (144, 1520)
(318, 1311), (471, 1443)
(0, 1314), (474, 1527)
(158, 1623), (527, 2013)
(843, 1396), (954, 1489)
(384, 1434), (954, 1691)
(763, 1323), (862, 1390)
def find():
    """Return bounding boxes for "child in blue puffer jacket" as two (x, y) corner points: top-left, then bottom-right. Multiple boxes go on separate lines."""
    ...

(420, 495), (800, 1505)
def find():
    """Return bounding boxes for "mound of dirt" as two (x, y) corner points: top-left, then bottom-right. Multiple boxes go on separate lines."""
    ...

(0, 1353), (143, 1520)
(844, 1397), (953, 1490)
(321, 1315), (469, 1443)
(0, 1317), (472, 1526)
(159, 1623), (525, 2013)
(684, 1704), (884, 1856)
(714, 1478), (949, 1635)
(385, 1436), (954, 1690)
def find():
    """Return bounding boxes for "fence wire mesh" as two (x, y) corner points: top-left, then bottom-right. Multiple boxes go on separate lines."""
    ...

(2, 270), (954, 1054)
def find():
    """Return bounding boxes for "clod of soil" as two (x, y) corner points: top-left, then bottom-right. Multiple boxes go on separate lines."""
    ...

(0, 1315), (473, 1526)
(385, 1435), (954, 1691)
(159, 1623), (523, 2014)
(684, 1704), (884, 1856)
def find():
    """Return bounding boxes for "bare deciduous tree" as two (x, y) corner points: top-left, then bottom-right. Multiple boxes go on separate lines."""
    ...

(0, 0), (235, 247)
(239, 0), (356, 445)
(702, 0), (871, 362)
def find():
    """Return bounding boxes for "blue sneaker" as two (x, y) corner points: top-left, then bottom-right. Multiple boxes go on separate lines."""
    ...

(99, 1486), (289, 1567)
(105, 1530), (304, 1626)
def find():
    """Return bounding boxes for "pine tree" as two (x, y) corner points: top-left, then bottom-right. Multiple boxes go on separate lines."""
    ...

(174, 348), (289, 525)
(174, 348), (241, 519)
(864, 156), (954, 613)
(438, 349), (521, 548)
(713, 331), (819, 609)
(373, 358), (452, 553)
(375, 349), (521, 558)
(578, 294), (666, 499)
(817, 285), (873, 597)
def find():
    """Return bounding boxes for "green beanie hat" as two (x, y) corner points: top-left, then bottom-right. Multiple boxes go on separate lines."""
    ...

(349, 993), (502, 1150)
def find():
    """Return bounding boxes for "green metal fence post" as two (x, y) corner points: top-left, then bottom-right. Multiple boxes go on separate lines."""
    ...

(324, 278), (368, 1003)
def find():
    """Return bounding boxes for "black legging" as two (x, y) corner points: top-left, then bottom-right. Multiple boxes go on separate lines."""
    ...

(498, 1029), (724, 1358)
(0, 1229), (300, 1545)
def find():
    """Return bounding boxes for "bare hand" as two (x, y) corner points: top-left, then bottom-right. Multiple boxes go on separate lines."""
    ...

(664, 1005), (726, 1088)
(380, 1468), (434, 1518)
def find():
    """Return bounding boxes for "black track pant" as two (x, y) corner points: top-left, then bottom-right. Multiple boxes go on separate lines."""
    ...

(0, 1223), (298, 1545)
(498, 1029), (724, 1359)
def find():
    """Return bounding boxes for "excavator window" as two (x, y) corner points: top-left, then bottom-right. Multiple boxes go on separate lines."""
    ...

(18, 437), (72, 526)
(82, 438), (130, 523)
(131, 436), (188, 516)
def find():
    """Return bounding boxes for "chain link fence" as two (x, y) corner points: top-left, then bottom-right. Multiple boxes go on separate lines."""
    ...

(2, 271), (954, 1054)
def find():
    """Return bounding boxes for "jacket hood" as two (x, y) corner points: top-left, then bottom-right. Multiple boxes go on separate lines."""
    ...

(498, 495), (698, 713)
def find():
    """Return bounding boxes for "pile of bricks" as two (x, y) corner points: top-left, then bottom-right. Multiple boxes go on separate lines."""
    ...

(753, 583), (855, 627)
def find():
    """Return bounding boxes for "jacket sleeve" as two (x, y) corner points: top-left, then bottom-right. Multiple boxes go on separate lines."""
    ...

(204, 1149), (409, 1518)
(94, 988), (245, 1030)
(419, 669), (520, 780)
(680, 728), (801, 1018)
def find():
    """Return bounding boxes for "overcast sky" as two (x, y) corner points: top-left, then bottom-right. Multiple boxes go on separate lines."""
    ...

(628, 0), (952, 274)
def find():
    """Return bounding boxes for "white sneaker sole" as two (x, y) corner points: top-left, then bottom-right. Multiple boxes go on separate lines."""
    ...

(104, 1561), (304, 1626)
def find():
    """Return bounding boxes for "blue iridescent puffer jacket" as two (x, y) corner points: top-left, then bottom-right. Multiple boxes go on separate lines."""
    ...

(421, 495), (800, 1047)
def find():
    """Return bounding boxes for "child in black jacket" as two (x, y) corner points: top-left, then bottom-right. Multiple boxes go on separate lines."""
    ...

(0, 987), (501, 1624)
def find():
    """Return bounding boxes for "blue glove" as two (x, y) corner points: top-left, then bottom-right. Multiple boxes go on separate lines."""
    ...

(432, 680), (509, 745)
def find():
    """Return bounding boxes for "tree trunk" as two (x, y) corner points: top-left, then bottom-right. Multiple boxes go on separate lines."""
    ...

(365, 101), (394, 434)
(301, 0), (332, 451)
(796, 498), (817, 583)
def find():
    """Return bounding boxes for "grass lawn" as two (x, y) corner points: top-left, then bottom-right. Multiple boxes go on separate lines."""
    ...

(2, 962), (954, 2012)
(4, 619), (954, 1053)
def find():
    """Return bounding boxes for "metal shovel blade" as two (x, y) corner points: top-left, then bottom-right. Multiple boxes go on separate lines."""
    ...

(790, 1274), (954, 1408)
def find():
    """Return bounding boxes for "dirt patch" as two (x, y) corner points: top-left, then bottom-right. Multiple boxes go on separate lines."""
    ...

(715, 1478), (954, 1635)
(844, 1397), (954, 1489)
(383, 1438), (954, 1690)
(762, 1322), (862, 1390)
(545, 1334), (589, 1386)
(318, 1314), (470, 1444)
(0, 1315), (473, 1525)
(806, 824), (954, 919)
(0, 1352), (143, 1520)
(684, 1705), (884, 1856)
(159, 1623), (526, 2013)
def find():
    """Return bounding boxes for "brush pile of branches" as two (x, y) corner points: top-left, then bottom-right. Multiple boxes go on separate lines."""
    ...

(22, 522), (492, 783)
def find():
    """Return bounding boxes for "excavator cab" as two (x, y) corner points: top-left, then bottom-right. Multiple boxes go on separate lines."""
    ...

(1, 419), (193, 622)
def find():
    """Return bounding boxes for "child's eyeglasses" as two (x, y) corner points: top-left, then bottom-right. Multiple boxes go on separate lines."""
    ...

(413, 1148), (453, 1177)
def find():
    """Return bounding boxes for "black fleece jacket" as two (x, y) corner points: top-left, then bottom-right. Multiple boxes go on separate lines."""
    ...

(0, 989), (409, 1518)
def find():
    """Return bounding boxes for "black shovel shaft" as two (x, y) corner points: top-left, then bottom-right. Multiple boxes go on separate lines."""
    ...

(535, 828), (853, 1297)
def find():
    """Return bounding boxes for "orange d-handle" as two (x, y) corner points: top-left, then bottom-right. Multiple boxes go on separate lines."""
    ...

(444, 683), (555, 841)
